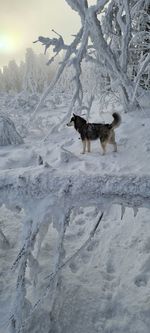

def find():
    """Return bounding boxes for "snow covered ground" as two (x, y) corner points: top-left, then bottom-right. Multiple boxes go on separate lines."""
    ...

(0, 92), (150, 333)
(0, 92), (150, 176)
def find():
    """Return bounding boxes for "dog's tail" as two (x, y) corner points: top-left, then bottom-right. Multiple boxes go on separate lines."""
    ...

(111, 112), (121, 129)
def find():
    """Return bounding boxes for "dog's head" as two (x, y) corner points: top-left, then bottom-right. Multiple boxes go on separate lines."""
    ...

(67, 114), (86, 128)
(67, 113), (76, 127)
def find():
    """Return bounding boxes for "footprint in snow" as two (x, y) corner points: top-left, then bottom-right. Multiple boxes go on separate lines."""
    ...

(75, 217), (86, 225)
(119, 137), (128, 146)
(86, 239), (99, 252)
(145, 143), (150, 152)
(106, 260), (116, 274)
(69, 261), (79, 273)
(134, 256), (150, 287)
(141, 256), (150, 274)
(65, 227), (85, 240)
(79, 239), (99, 263)
(77, 207), (84, 214)
(79, 249), (91, 264)
(102, 271), (115, 282)
(142, 237), (150, 253)
(102, 222), (110, 229)
(134, 274), (148, 287)
(76, 228), (85, 237)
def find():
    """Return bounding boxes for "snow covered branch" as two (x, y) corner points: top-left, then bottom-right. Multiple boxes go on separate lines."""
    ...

(33, 30), (67, 65)
(86, 6), (134, 108)
(81, 94), (94, 120)
(117, 0), (131, 73)
(10, 218), (33, 333)
(65, 0), (88, 22)
(45, 211), (104, 282)
(67, 22), (89, 115)
(0, 228), (10, 247)
(132, 53), (150, 104)
(31, 0), (150, 119)
(18, 210), (104, 332)
(95, 0), (111, 13)
(33, 28), (84, 115)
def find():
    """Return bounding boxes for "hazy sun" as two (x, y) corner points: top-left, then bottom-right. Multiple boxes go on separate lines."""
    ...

(0, 35), (16, 53)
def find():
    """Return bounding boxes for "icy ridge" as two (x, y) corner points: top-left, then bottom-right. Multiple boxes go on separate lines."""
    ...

(0, 168), (150, 209)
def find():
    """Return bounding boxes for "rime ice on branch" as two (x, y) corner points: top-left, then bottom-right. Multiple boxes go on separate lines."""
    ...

(33, 30), (67, 65)
(34, 0), (150, 116)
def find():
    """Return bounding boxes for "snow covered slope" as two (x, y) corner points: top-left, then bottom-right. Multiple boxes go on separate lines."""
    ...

(0, 93), (150, 333)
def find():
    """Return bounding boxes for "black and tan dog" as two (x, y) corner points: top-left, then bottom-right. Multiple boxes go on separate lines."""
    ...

(67, 112), (121, 154)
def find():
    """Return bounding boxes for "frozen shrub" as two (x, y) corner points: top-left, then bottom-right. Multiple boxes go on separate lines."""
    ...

(0, 115), (24, 146)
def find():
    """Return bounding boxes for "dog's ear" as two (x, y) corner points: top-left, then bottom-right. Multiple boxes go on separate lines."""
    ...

(73, 113), (75, 116)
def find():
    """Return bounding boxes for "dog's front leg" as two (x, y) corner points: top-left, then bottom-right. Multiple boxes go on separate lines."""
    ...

(81, 140), (86, 154)
(87, 140), (91, 153)
(101, 141), (107, 155)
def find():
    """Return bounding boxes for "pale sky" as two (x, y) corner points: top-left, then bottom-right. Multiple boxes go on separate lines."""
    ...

(0, 0), (96, 68)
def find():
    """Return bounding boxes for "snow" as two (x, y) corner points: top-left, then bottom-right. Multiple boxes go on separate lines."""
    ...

(0, 91), (150, 333)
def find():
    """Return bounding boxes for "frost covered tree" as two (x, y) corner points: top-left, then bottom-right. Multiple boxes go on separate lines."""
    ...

(7, 60), (22, 93)
(23, 48), (59, 95)
(2, 66), (12, 93)
(36, 54), (49, 93)
(22, 49), (57, 94)
(19, 61), (26, 91)
(56, 63), (75, 94)
(130, 1), (150, 90)
(103, 0), (150, 91)
(1, 61), (22, 93)
(35, 0), (150, 115)
(23, 48), (39, 94)
(0, 69), (5, 92)
(0, 50), (57, 95)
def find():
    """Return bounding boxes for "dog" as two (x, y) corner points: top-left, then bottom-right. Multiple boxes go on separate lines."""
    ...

(67, 112), (121, 154)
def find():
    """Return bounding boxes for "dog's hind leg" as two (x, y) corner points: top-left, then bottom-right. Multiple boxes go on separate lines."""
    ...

(113, 142), (117, 152)
(110, 140), (117, 152)
(109, 133), (117, 152)
(100, 140), (107, 155)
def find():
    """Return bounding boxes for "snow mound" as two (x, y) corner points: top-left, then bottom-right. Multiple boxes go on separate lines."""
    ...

(0, 115), (24, 146)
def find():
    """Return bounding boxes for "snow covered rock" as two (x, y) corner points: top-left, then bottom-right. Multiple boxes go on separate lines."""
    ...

(0, 115), (23, 146)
